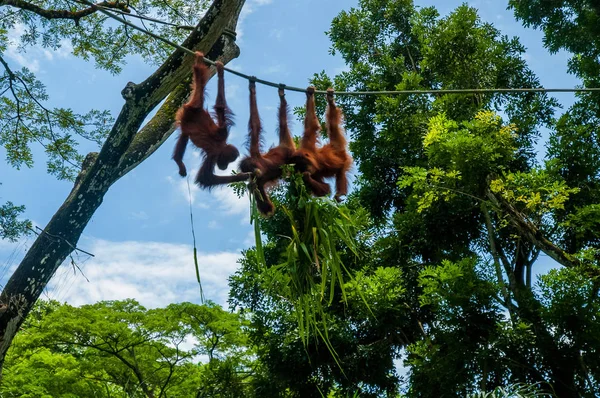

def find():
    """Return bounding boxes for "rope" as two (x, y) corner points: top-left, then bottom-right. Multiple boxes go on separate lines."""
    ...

(76, 0), (600, 96)
(76, 0), (197, 56)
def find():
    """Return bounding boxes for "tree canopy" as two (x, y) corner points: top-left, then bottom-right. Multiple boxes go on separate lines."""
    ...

(0, 0), (247, 369)
(1, 299), (259, 397)
(229, 0), (600, 396)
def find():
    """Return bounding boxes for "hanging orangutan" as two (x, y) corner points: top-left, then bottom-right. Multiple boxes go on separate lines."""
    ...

(173, 51), (250, 188)
(239, 81), (295, 215)
(290, 87), (351, 202)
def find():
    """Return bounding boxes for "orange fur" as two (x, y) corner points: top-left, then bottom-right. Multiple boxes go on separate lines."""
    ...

(173, 52), (250, 189)
(291, 88), (352, 201)
(239, 83), (296, 215)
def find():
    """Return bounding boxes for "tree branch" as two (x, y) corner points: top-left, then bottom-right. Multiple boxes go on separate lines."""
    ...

(486, 187), (583, 269)
(481, 202), (516, 320)
(0, 0), (130, 22)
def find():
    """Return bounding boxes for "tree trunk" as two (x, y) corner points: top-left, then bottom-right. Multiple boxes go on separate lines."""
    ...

(0, 0), (247, 372)
(484, 187), (581, 396)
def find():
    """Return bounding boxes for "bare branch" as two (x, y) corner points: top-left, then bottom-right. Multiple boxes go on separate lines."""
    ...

(481, 202), (517, 320)
(0, 0), (130, 23)
(486, 187), (581, 270)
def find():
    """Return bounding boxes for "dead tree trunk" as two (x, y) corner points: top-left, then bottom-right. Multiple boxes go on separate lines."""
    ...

(0, 0), (247, 372)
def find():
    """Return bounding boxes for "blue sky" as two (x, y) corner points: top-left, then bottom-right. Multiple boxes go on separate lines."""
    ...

(0, 0), (582, 309)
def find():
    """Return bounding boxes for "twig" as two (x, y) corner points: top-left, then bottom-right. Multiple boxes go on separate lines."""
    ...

(28, 226), (95, 257)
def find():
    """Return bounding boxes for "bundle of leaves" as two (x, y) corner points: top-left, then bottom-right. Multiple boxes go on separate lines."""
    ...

(243, 170), (371, 360)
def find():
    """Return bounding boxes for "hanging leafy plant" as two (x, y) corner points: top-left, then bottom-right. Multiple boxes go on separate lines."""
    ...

(244, 169), (371, 364)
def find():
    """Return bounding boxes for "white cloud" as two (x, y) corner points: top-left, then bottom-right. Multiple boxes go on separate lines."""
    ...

(0, 239), (21, 253)
(166, 149), (206, 208)
(167, 175), (196, 205)
(5, 24), (72, 73)
(211, 161), (251, 221)
(263, 64), (283, 75)
(243, 229), (257, 247)
(238, 0), (276, 41)
(43, 50), (54, 61)
(5, 24), (38, 72)
(55, 39), (74, 59)
(225, 82), (240, 99)
(269, 29), (284, 41)
(7, 48), (40, 73)
(167, 151), (251, 222)
(47, 238), (242, 308)
(129, 211), (149, 220)
(212, 186), (250, 223)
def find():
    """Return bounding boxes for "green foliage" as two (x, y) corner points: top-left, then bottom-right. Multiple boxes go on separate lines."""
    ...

(508, 0), (600, 254)
(491, 169), (580, 217)
(392, 110), (521, 272)
(538, 267), (600, 355)
(405, 258), (505, 397)
(398, 109), (519, 214)
(564, 204), (600, 243)
(509, 0), (600, 83)
(0, 199), (31, 241)
(325, 0), (556, 219)
(231, 181), (408, 396)
(424, 111), (517, 173)
(418, 258), (497, 309)
(344, 266), (405, 316)
(250, 173), (369, 361)
(397, 167), (462, 213)
(0, 0), (209, 73)
(231, 2), (600, 396)
(1, 348), (110, 398)
(469, 383), (552, 398)
(545, 96), (600, 253)
(0, 65), (113, 180)
(1, 299), (259, 397)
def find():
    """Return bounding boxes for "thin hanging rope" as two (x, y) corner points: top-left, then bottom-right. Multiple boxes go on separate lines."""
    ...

(186, 177), (205, 303)
(75, 0), (600, 96)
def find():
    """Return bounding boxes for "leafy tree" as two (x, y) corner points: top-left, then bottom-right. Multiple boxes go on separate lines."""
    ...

(509, 0), (600, 255)
(230, 181), (409, 397)
(0, 0), (247, 370)
(231, 1), (600, 397)
(327, 0), (555, 222)
(1, 299), (257, 397)
(0, 200), (31, 241)
(509, 0), (600, 85)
